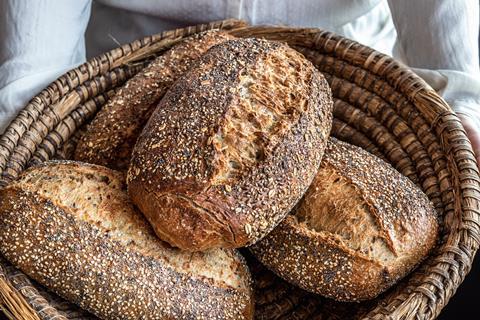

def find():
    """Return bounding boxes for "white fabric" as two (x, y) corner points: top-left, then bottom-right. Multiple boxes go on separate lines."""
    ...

(0, 0), (479, 133)
(0, 0), (91, 130)
(85, 0), (393, 58)
(387, 0), (480, 128)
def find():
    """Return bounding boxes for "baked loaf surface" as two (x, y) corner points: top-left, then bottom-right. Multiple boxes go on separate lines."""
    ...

(74, 30), (234, 170)
(244, 251), (369, 320)
(251, 138), (438, 301)
(128, 38), (333, 251)
(0, 161), (253, 320)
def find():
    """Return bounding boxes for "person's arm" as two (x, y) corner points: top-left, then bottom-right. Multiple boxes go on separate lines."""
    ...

(0, 0), (92, 133)
(387, 0), (480, 162)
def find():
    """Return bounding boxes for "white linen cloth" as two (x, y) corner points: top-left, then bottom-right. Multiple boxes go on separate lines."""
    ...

(0, 0), (479, 133)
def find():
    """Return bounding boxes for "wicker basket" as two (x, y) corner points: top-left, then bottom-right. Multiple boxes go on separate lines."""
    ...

(0, 19), (479, 320)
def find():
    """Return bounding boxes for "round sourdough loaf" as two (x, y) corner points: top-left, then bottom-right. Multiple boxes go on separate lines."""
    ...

(127, 38), (333, 251)
(0, 161), (253, 320)
(251, 138), (439, 302)
(74, 30), (235, 171)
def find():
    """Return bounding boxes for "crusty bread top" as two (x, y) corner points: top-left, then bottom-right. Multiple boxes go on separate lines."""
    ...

(251, 138), (438, 301)
(128, 38), (332, 250)
(9, 161), (250, 290)
(296, 166), (397, 262)
(304, 138), (439, 263)
(0, 161), (253, 319)
(294, 138), (439, 276)
(74, 30), (234, 170)
(130, 38), (317, 187)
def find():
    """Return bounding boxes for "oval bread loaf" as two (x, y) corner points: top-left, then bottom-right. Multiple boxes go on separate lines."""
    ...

(74, 30), (235, 170)
(0, 161), (253, 320)
(128, 38), (333, 251)
(251, 138), (438, 302)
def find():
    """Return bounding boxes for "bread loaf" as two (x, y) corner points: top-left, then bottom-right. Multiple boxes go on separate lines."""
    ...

(0, 161), (253, 319)
(74, 30), (235, 170)
(251, 138), (438, 301)
(128, 38), (333, 251)
(244, 251), (368, 320)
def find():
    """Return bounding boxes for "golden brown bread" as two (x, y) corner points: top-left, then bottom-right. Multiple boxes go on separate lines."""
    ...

(244, 251), (369, 320)
(128, 38), (333, 251)
(251, 138), (438, 302)
(74, 30), (235, 170)
(0, 161), (253, 320)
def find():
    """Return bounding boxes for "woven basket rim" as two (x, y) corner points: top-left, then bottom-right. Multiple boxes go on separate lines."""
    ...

(0, 19), (479, 320)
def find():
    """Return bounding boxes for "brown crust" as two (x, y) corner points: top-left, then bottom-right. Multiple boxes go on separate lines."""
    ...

(0, 161), (253, 319)
(245, 252), (370, 320)
(74, 30), (234, 171)
(128, 38), (333, 251)
(251, 138), (438, 301)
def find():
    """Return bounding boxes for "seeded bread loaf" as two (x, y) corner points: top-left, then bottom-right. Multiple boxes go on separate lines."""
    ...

(0, 161), (253, 320)
(243, 251), (369, 320)
(251, 138), (438, 302)
(128, 38), (333, 251)
(74, 30), (235, 170)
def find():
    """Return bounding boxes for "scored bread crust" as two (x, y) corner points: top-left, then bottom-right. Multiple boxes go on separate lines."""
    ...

(128, 38), (333, 251)
(74, 30), (235, 171)
(0, 161), (253, 320)
(251, 138), (438, 301)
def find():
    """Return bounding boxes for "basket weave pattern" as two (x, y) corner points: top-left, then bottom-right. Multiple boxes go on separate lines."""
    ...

(0, 20), (478, 320)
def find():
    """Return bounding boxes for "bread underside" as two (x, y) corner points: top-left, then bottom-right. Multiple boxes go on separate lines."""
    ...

(74, 30), (235, 171)
(128, 37), (333, 251)
(0, 161), (253, 320)
(251, 138), (438, 301)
